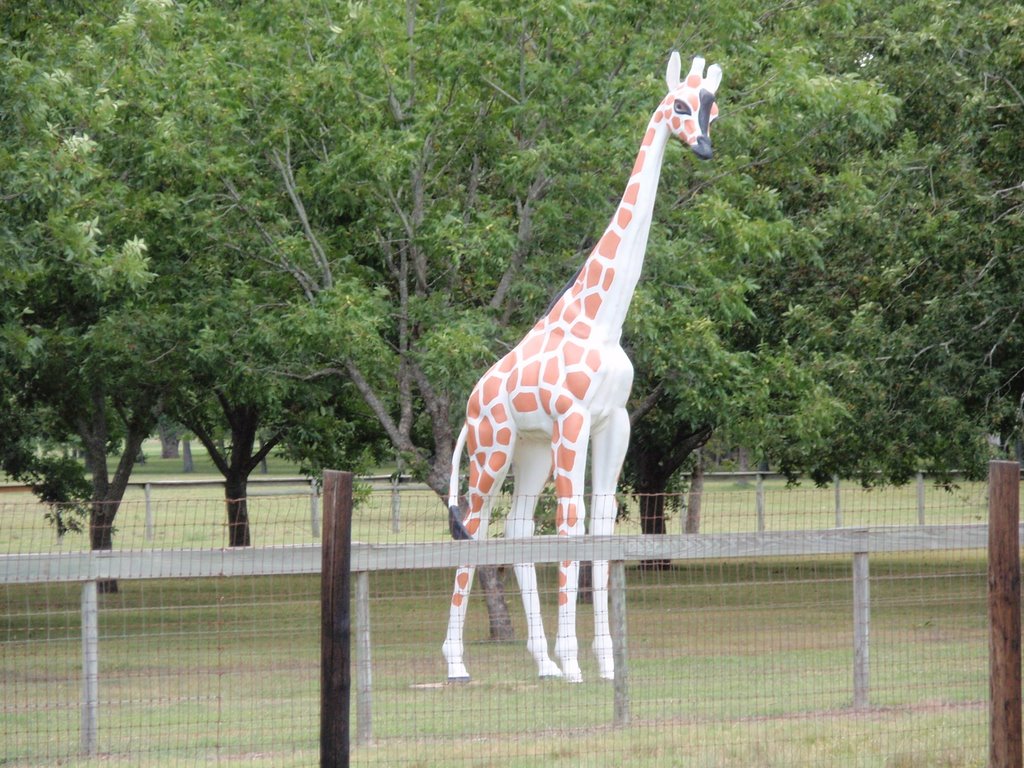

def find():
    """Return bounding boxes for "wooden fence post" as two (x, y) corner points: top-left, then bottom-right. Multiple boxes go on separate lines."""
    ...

(988, 460), (1021, 768)
(321, 470), (353, 768)
(610, 560), (630, 726)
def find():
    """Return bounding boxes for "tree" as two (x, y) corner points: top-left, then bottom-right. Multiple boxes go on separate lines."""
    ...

(1, 3), (170, 582)
(742, 1), (1024, 483)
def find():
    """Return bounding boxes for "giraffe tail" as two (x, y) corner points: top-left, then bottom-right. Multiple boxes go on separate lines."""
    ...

(447, 424), (471, 540)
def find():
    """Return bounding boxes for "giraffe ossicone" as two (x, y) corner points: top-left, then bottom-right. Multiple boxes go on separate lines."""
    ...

(443, 52), (723, 683)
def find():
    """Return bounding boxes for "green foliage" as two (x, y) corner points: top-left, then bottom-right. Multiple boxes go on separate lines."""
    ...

(2, 0), (1021, 514)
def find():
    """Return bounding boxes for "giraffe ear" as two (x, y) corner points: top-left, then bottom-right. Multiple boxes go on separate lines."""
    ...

(687, 56), (706, 83)
(665, 51), (681, 90)
(704, 63), (723, 95)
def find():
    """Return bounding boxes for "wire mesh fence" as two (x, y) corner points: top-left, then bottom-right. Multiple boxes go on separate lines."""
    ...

(0, 475), (1008, 766)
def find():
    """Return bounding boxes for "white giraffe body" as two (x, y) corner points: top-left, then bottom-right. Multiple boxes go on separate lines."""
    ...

(444, 53), (722, 683)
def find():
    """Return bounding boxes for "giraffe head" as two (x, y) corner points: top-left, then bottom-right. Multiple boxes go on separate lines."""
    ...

(664, 52), (722, 160)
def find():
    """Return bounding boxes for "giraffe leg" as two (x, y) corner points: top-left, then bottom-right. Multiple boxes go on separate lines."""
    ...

(506, 439), (562, 678)
(553, 409), (592, 683)
(590, 408), (630, 680)
(442, 449), (510, 682)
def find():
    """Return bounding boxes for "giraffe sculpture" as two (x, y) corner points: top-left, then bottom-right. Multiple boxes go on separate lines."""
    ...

(444, 52), (722, 683)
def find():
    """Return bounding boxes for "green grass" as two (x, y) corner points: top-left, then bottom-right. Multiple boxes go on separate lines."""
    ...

(120, 437), (305, 478)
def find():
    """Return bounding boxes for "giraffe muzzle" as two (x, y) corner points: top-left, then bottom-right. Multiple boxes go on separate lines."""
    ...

(692, 135), (713, 160)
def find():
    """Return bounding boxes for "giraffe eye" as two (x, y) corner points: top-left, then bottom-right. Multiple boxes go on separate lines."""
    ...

(673, 99), (692, 116)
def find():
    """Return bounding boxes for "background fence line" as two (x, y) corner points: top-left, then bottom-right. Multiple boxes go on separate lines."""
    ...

(0, 468), (995, 539)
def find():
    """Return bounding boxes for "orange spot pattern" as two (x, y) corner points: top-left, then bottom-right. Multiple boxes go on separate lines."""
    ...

(555, 474), (572, 498)
(562, 412), (585, 443)
(598, 231), (621, 260)
(488, 450), (507, 473)
(566, 503), (579, 528)
(543, 358), (560, 386)
(566, 371), (591, 400)
(570, 322), (591, 339)
(539, 388), (552, 412)
(563, 341), (584, 367)
(482, 377), (500, 404)
(513, 391), (538, 413)
(477, 418), (493, 448)
(632, 150), (646, 176)
(557, 444), (577, 473)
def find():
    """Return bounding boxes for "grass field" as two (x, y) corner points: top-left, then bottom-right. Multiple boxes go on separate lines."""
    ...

(1, 555), (989, 766)
(0, 470), (1004, 766)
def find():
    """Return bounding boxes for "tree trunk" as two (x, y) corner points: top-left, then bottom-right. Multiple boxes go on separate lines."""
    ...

(637, 490), (671, 570)
(578, 560), (593, 604)
(625, 420), (713, 570)
(478, 566), (514, 641)
(186, 403), (285, 549)
(182, 439), (194, 472)
(89, 500), (119, 593)
(158, 420), (180, 459)
(225, 473), (251, 548)
(78, 387), (152, 593)
(685, 457), (704, 534)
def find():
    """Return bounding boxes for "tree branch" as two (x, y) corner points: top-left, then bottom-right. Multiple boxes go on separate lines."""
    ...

(490, 171), (551, 310)
(246, 429), (285, 475)
(628, 382), (665, 427)
(188, 418), (231, 477)
(269, 139), (333, 292)
(222, 178), (319, 301)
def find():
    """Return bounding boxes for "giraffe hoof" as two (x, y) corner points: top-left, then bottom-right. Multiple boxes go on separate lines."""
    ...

(538, 660), (563, 678)
(562, 666), (583, 684)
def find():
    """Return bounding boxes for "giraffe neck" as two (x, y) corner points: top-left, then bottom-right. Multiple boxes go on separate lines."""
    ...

(552, 108), (672, 342)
